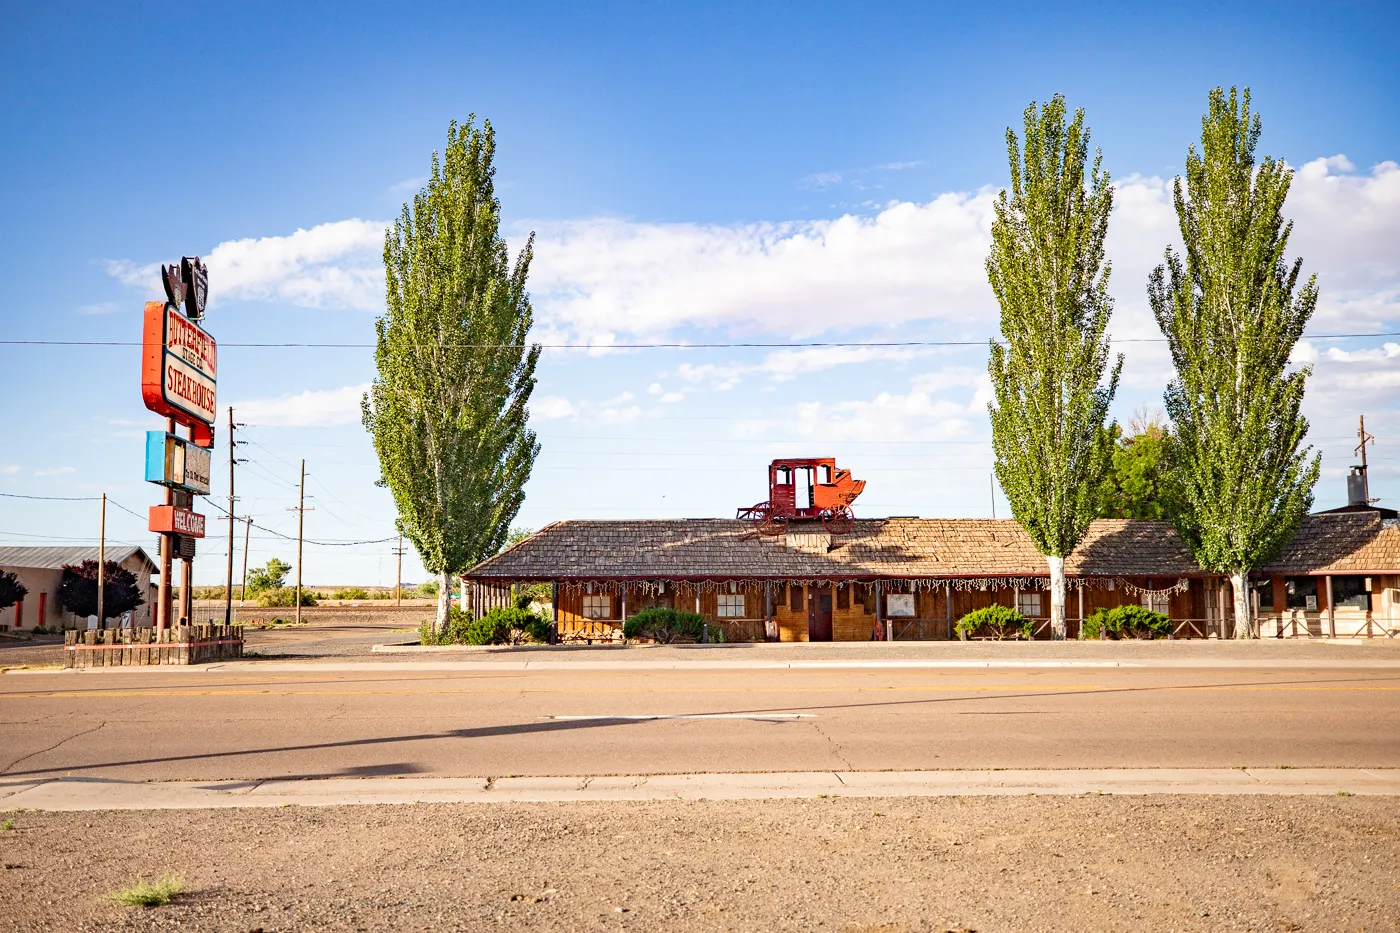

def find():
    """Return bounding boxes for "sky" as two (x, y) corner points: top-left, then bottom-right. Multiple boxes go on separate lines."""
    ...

(1, 1), (1398, 586)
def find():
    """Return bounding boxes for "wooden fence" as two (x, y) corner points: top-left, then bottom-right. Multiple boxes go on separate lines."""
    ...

(63, 623), (244, 668)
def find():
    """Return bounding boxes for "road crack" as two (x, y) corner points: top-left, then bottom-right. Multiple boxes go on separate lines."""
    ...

(1, 720), (108, 775)
(809, 720), (853, 772)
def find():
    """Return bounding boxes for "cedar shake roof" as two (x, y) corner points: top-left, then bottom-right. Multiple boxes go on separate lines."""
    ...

(466, 518), (1204, 581)
(1259, 513), (1400, 574)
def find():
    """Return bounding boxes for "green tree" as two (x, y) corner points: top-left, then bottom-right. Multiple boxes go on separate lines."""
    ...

(363, 118), (541, 636)
(245, 558), (292, 595)
(1098, 409), (1178, 521)
(56, 561), (144, 622)
(986, 95), (1122, 640)
(0, 570), (27, 613)
(1150, 88), (1320, 639)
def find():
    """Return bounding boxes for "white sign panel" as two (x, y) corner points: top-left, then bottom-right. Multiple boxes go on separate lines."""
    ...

(886, 593), (915, 617)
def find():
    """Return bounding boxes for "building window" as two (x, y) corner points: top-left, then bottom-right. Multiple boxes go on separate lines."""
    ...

(582, 594), (611, 619)
(1140, 592), (1170, 616)
(717, 594), (745, 617)
(1285, 577), (1318, 611)
(1018, 592), (1042, 617)
(790, 585), (803, 612)
(1331, 576), (1372, 610)
(1252, 579), (1275, 612)
(836, 586), (850, 610)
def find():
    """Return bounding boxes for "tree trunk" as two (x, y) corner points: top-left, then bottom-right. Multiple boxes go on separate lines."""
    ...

(1047, 555), (1067, 640)
(1229, 571), (1254, 639)
(435, 569), (451, 637)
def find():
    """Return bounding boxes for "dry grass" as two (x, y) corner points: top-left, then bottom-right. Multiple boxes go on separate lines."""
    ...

(107, 873), (185, 907)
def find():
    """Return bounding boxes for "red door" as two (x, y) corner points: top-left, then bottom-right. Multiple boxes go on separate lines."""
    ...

(808, 587), (833, 641)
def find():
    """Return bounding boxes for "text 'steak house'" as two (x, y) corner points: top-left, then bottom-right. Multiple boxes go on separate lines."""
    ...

(463, 461), (1400, 640)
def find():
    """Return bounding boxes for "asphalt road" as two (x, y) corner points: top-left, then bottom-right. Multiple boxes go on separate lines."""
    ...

(3, 663), (1398, 782)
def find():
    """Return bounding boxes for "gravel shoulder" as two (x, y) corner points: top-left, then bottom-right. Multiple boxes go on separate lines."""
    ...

(2, 796), (1397, 932)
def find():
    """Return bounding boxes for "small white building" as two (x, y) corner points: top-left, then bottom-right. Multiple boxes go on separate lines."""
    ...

(0, 546), (158, 631)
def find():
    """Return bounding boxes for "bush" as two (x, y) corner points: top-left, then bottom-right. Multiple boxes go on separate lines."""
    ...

(245, 559), (292, 595)
(256, 587), (318, 608)
(416, 580), (439, 598)
(622, 607), (707, 643)
(330, 587), (371, 601)
(1082, 604), (1171, 639)
(423, 606), (551, 645)
(955, 605), (1033, 640)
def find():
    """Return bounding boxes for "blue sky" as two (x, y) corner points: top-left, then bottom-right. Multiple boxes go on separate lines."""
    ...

(2, 1), (1398, 585)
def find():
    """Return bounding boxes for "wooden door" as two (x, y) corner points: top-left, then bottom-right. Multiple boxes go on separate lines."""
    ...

(808, 586), (833, 641)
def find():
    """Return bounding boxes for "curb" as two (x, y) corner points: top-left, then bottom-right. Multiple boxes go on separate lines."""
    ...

(3, 768), (1398, 810)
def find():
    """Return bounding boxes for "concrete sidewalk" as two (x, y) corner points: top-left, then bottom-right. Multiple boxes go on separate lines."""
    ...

(9, 656), (1400, 674)
(3, 768), (1397, 809)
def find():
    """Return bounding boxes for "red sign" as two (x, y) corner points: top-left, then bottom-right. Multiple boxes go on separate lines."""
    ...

(141, 301), (217, 432)
(149, 506), (207, 538)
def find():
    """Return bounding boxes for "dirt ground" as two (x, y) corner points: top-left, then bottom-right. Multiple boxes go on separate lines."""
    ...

(2, 795), (1397, 932)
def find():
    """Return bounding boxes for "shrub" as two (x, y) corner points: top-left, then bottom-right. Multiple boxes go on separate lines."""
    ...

(330, 587), (371, 601)
(1082, 604), (1171, 639)
(256, 587), (318, 608)
(245, 559), (292, 595)
(955, 605), (1033, 640)
(424, 606), (550, 645)
(0, 570), (26, 613)
(56, 560), (144, 620)
(416, 580), (439, 598)
(622, 607), (706, 643)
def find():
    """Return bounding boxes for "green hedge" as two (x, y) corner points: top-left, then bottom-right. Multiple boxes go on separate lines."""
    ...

(421, 606), (552, 646)
(622, 607), (707, 643)
(954, 605), (1033, 640)
(256, 587), (318, 608)
(1081, 604), (1171, 639)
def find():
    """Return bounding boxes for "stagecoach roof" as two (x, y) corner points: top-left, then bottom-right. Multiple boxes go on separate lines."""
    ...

(466, 513), (1400, 582)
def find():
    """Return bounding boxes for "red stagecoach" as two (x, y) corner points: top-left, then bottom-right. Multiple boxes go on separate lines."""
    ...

(737, 458), (867, 536)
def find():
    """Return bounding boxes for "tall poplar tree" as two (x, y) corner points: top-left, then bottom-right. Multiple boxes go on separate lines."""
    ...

(363, 118), (541, 635)
(1150, 88), (1319, 638)
(987, 95), (1122, 640)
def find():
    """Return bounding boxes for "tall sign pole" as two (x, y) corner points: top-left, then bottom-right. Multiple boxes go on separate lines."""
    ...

(97, 493), (106, 629)
(224, 406), (238, 626)
(140, 258), (213, 631)
(240, 516), (252, 606)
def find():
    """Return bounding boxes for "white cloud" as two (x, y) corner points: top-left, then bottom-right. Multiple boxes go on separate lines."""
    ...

(1, 465), (19, 475)
(108, 219), (388, 311)
(235, 383), (370, 428)
(527, 191), (999, 343)
(532, 395), (577, 420)
(659, 392), (685, 403)
(34, 466), (76, 476)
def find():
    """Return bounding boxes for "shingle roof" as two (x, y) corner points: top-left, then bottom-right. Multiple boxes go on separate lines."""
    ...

(466, 518), (1204, 580)
(0, 546), (156, 573)
(1259, 513), (1400, 574)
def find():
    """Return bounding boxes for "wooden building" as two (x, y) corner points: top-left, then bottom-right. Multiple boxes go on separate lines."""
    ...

(462, 513), (1400, 640)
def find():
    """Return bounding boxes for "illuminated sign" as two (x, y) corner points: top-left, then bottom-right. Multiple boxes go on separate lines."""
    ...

(141, 301), (217, 428)
(149, 506), (207, 538)
(144, 431), (212, 495)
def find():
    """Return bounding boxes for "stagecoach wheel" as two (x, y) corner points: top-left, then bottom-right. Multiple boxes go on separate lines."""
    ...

(755, 507), (788, 536)
(821, 505), (855, 535)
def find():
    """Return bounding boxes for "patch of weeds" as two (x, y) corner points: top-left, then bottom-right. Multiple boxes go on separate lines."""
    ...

(1276, 765), (1293, 769)
(1336, 790), (1353, 797)
(0, 819), (14, 831)
(107, 873), (185, 907)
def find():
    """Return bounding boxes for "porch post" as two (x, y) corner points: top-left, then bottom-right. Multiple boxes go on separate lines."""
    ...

(764, 581), (773, 642)
(1077, 583), (1085, 640)
(1325, 575), (1335, 638)
(945, 580), (953, 640)
(874, 580), (883, 641)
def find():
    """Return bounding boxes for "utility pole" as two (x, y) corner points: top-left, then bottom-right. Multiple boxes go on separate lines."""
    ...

(240, 516), (252, 606)
(96, 493), (106, 629)
(394, 534), (404, 607)
(989, 473), (997, 520)
(1356, 415), (1377, 504)
(224, 406), (237, 625)
(293, 459), (308, 625)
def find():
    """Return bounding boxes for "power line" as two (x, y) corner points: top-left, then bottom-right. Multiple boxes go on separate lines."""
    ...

(3, 332), (1400, 349)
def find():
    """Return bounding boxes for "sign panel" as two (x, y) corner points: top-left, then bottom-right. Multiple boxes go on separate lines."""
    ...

(149, 505), (207, 538)
(141, 301), (217, 429)
(144, 431), (212, 494)
(886, 593), (915, 617)
(156, 534), (198, 560)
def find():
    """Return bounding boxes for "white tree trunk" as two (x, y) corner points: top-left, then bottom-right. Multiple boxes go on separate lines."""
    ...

(1047, 555), (1067, 640)
(435, 569), (451, 637)
(1229, 571), (1254, 639)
